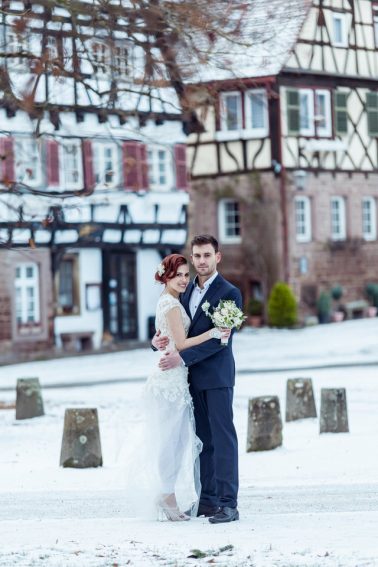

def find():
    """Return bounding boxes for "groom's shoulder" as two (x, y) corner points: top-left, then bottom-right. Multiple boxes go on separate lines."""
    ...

(217, 274), (241, 294)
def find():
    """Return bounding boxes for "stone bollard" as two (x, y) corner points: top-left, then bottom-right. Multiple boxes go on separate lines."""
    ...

(246, 396), (283, 452)
(285, 378), (317, 422)
(60, 408), (103, 468)
(16, 378), (44, 420)
(320, 388), (349, 433)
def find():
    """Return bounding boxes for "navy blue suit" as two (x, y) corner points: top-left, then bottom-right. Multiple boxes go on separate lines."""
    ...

(180, 274), (242, 509)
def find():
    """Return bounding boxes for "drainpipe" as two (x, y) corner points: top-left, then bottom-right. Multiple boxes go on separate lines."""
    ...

(276, 89), (290, 283)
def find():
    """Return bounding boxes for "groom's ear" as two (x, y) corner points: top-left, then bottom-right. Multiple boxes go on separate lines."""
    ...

(216, 251), (221, 264)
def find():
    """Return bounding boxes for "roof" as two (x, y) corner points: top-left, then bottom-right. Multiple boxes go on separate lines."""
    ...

(183, 0), (311, 84)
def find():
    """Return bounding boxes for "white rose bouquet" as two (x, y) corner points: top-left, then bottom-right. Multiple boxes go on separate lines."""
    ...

(202, 299), (246, 345)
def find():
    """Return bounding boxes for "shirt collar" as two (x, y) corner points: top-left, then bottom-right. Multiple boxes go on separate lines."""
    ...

(194, 271), (218, 291)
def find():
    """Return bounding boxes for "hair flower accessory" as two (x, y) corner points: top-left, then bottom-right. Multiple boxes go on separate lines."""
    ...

(157, 263), (165, 276)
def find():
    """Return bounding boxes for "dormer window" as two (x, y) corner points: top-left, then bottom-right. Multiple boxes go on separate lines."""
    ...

(217, 89), (268, 140)
(332, 13), (347, 47)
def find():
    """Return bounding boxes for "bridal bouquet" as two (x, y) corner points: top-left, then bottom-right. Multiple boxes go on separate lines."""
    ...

(202, 299), (246, 345)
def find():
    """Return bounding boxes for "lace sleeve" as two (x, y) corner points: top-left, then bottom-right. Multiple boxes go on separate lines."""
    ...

(158, 294), (180, 317)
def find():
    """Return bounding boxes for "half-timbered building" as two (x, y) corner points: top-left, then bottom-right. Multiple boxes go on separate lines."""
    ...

(187, 0), (378, 319)
(0, 1), (189, 356)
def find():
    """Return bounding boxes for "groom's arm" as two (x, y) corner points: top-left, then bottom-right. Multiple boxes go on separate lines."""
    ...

(158, 286), (242, 371)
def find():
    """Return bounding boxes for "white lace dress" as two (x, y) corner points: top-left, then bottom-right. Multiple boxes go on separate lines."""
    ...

(125, 293), (202, 519)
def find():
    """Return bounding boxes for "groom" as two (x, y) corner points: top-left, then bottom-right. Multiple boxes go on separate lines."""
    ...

(153, 234), (242, 523)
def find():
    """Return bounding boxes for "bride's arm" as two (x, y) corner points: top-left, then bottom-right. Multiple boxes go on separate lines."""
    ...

(165, 307), (215, 351)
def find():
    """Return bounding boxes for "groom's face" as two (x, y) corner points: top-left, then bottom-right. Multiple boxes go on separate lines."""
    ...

(191, 244), (221, 278)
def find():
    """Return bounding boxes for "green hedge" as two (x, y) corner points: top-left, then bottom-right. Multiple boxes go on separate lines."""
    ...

(267, 282), (297, 328)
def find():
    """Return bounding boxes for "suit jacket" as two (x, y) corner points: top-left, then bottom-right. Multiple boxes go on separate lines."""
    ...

(180, 274), (242, 391)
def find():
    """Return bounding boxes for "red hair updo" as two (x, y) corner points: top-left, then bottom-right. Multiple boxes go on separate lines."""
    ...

(155, 254), (188, 284)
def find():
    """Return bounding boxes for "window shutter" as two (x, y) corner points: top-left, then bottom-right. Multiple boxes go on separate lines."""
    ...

(174, 144), (188, 190)
(0, 137), (14, 185)
(287, 89), (300, 134)
(46, 139), (60, 186)
(123, 141), (149, 190)
(334, 92), (348, 134)
(82, 140), (95, 191)
(366, 92), (378, 136)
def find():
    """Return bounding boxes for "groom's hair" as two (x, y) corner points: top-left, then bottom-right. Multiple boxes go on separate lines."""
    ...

(191, 234), (219, 253)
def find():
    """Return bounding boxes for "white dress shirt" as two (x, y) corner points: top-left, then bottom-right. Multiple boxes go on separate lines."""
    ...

(189, 271), (218, 319)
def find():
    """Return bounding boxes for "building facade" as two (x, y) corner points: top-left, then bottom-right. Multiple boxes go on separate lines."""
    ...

(187, 0), (378, 317)
(0, 1), (189, 356)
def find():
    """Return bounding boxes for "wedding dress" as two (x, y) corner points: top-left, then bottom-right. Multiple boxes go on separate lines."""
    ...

(123, 292), (202, 519)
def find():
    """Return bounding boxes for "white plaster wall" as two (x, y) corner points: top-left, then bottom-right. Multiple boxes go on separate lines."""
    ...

(54, 249), (103, 349)
(136, 249), (164, 341)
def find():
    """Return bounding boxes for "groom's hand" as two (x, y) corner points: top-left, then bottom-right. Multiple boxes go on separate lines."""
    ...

(158, 351), (182, 371)
(152, 330), (169, 351)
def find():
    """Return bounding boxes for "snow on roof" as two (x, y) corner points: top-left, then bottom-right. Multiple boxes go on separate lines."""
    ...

(184, 0), (311, 84)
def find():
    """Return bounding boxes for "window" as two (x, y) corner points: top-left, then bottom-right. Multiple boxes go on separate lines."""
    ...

(373, 4), (378, 47)
(287, 88), (332, 137)
(147, 147), (172, 191)
(331, 196), (346, 241)
(45, 35), (59, 62)
(56, 255), (80, 315)
(366, 92), (378, 137)
(113, 44), (128, 78)
(295, 196), (312, 243)
(218, 90), (269, 139)
(334, 92), (348, 135)
(315, 90), (332, 137)
(6, 27), (28, 68)
(219, 92), (242, 133)
(15, 137), (42, 187)
(15, 263), (40, 325)
(332, 13), (347, 47)
(93, 143), (119, 187)
(92, 41), (110, 75)
(218, 199), (241, 243)
(299, 90), (315, 136)
(61, 141), (83, 189)
(245, 90), (268, 136)
(362, 197), (377, 241)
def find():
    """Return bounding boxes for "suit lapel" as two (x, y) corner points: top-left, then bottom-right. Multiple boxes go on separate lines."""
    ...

(189, 275), (223, 330)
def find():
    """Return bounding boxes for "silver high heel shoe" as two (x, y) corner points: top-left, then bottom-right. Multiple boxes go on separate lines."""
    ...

(156, 495), (190, 522)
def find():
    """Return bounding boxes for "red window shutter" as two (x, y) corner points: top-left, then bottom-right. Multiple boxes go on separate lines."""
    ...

(174, 143), (188, 190)
(83, 139), (95, 191)
(140, 144), (149, 190)
(0, 137), (15, 186)
(123, 141), (149, 191)
(46, 139), (60, 186)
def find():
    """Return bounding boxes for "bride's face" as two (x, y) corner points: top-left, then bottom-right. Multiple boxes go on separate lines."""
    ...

(166, 263), (190, 296)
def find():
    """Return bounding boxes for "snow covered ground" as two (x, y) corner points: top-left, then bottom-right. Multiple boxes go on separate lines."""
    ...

(1, 318), (378, 566)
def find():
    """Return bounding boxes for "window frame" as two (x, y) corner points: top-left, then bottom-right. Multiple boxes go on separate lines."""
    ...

(373, 3), (378, 47)
(299, 89), (315, 137)
(15, 136), (42, 188)
(244, 89), (269, 138)
(15, 263), (41, 326)
(60, 140), (83, 190)
(218, 198), (242, 244)
(91, 40), (111, 76)
(330, 196), (347, 241)
(218, 91), (243, 139)
(93, 142), (119, 188)
(332, 12), (348, 47)
(147, 146), (173, 192)
(315, 90), (332, 137)
(362, 196), (377, 241)
(294, 196), (312, 243)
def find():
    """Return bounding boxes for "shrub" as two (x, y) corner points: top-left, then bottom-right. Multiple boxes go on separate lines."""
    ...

(317, 291), (331, 324)
(247, 298), (263, 316)
(267, 282), (297, 328)
(365, 283), (378, 307)
(331, 285), (343, 301)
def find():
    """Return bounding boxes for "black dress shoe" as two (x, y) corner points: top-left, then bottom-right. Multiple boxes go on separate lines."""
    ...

(189, 504), (220, 517)
(208, 506), (239, 524)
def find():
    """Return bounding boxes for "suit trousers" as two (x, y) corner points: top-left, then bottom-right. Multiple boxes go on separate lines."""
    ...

(189, 386), (238, 509)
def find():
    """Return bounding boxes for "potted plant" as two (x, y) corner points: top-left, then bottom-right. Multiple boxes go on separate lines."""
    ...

(331, 285), (345, 322)
(316, 291), (331, 324)
(247, 298), (263, 327)
(365, 283), (378, 317)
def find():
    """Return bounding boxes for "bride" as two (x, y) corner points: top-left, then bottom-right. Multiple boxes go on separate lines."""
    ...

(134, 253), (228, 522)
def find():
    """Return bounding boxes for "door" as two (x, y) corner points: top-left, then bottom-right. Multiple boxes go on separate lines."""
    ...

(103, 251), (138, 339)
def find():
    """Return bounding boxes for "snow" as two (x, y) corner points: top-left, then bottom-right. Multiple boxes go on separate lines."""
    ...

(1, 317), (378, 566)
